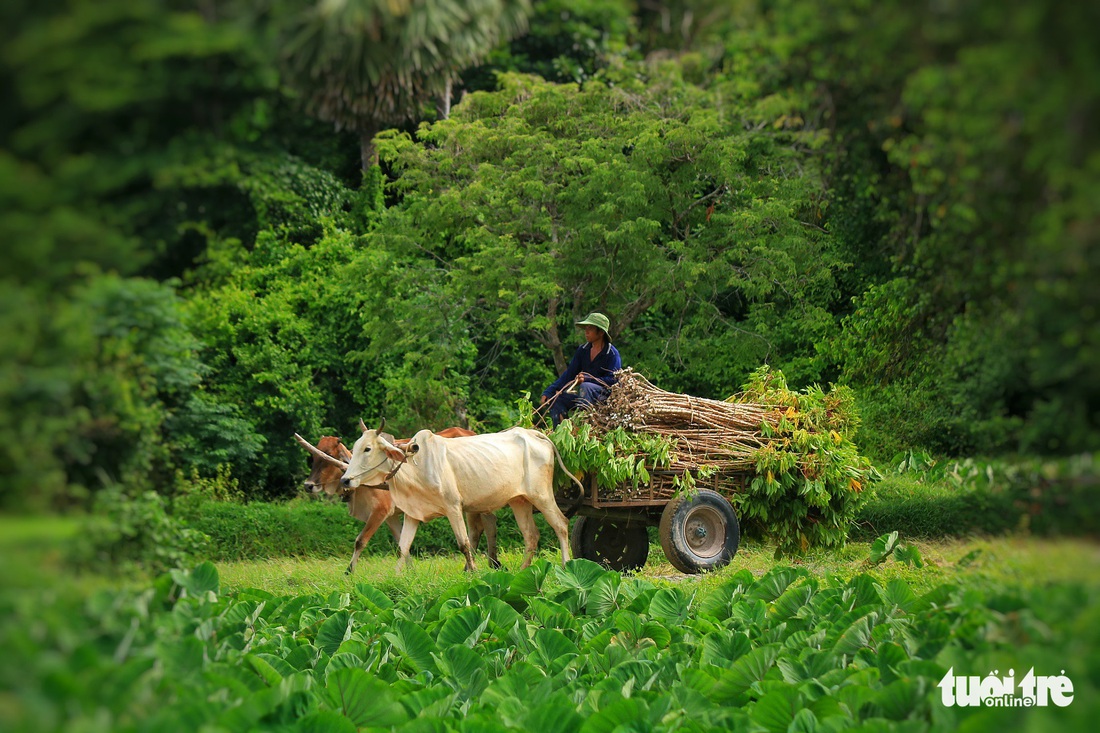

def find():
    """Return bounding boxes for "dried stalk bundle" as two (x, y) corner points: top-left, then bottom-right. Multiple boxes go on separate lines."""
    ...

(586, 369), (780, 471)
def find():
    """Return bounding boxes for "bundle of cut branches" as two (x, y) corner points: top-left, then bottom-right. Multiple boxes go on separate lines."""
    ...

(585, 369), (780, 471)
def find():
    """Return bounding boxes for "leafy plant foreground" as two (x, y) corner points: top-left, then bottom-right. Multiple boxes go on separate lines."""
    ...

(5, 560), (1095, 732)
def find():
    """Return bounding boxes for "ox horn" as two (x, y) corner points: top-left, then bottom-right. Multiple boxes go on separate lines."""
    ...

(376, 416), (386, 433)
(293, 434), (350, 469)
(359, 418), (368, 433)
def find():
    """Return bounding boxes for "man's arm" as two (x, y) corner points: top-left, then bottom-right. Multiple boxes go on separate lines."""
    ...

(600, 346), (622, 387)
(542, 345), (583, 400)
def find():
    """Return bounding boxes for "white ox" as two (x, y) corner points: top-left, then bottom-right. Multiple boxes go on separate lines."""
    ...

(340, 420), (581, 571)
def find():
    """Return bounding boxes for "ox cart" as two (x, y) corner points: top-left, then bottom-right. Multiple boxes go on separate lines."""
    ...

(559, 466), (752, 575)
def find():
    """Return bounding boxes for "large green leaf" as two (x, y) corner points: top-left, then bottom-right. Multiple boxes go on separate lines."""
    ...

(587, 572), (623, 616)
(171, 561), (220, 598)
(326, 652), (365, 673)
(437, 606), (489, 648)
(531, 628), (578, 675)
(711, 644), (781, 702)
(508, 558), (551, 598)
(385, 619), (439, 674)
(527, 597), (577, 631)
(749, 567), (807, 602)
(579, 696), (651, 733)
(874, 678), (925, 721)
(892, 545), (924, 568)
(834, 612), (879, 657)
(752, 687), (803, 733)
(436, 645), (488, 699)
(876, 641), (909, 685)
(355, 584), (395, 612)
(771, 582), (815, 621)
(641, 622), (672, 649)
(321, 668), (407, 728)
(555, 559), (608, 596)
(316, 611), (352, 656)
(869, 532), (900, 564)
(845, 575), (882, 611)
(697, 572), (755, 621)
(400, 686), (456, 718)
(478, 596), (522, 636)
(294, 709), (357, 733)
(523, 692), (583, 733)
(458, 716), (513, 733)
(701, 630), (751, 666)
(879, 579), (918, 612)
(649, 587), (691, 624)
(247, 654), (292, 686)
(788, 708), (820, 733)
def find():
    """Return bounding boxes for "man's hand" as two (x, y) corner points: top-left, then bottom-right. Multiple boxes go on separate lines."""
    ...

(540, 394), (548, 405)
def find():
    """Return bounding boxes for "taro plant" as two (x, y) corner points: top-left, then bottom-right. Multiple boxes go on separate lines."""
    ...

(5, 558), (1097, 732)
(867, 531), (925, 567)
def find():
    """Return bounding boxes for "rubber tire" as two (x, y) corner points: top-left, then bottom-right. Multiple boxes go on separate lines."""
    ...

(659, 489), (740, 574)
(570, 516), (649, 573)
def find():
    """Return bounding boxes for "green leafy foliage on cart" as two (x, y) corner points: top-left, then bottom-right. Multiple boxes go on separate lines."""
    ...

(733, 367), (879, 555)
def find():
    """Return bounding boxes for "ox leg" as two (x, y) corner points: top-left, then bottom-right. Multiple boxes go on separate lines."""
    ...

(509, 498), (540, 570)
(445, 511), (477, 573)
(465, 512), (501, 569)
(396, 517), (421, 573)
(482, 513), (500, 569)
(529, 496), (572, 566)
(346, 509), (391, 575)
(384, 513), (403, 546)
(467, 512), (483, 554)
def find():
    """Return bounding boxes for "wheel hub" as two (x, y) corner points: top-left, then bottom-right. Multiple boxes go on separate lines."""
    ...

(684, 506), (724, 558)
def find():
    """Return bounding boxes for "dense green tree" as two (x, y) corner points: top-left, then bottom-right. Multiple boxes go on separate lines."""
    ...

(354, 66), (839, 423)
(277, 0), (533, 169)
(185, 228), (392, 497)
(765, 0), (1100, 456)
(463, 0), (637, 89)
(1, 0), (354, 506)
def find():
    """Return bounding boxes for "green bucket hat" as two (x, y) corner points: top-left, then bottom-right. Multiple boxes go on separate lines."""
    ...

(575, 312), (612, 341)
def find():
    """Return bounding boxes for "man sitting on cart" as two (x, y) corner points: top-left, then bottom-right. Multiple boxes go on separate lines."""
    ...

(540, 312), (622, 426)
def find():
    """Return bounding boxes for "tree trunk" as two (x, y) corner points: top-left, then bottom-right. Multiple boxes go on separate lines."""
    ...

(437, 79), (453, 120)
(546, 297), (566, 374)
(359, 125), (379, 172)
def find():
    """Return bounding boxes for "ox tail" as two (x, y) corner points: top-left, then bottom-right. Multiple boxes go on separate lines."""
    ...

(532, 431), (584, 493)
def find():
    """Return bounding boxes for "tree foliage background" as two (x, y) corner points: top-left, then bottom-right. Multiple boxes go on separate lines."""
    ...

(2, 0), (1095, 509)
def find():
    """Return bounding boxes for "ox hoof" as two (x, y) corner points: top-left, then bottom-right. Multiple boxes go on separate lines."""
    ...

(489, 557), (502, 570)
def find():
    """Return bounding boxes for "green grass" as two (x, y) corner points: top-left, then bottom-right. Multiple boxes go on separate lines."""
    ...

(6, 512), (1097, 603)
(214, 535), (1100, 600)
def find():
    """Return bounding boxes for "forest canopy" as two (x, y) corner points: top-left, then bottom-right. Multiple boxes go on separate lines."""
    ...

(2, 0), (1096, 508)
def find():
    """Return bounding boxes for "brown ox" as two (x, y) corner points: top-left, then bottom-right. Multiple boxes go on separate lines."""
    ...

(296, 428), (498, 574)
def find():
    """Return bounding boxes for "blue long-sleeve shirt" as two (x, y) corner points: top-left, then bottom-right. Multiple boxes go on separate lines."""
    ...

(543, 342), (622, 399)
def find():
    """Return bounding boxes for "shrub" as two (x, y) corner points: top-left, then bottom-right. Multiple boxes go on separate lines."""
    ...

(72, 486), (210, 574)
(854, 453), (1099, 540)
(187, 498), (564, 563)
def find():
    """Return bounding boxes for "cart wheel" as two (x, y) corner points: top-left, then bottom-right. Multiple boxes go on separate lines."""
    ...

(570, 516), (649, 572)
(658, 490), (740, 574)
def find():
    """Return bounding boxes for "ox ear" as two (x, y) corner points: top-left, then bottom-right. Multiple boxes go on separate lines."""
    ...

(377, 435), (407, 464)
